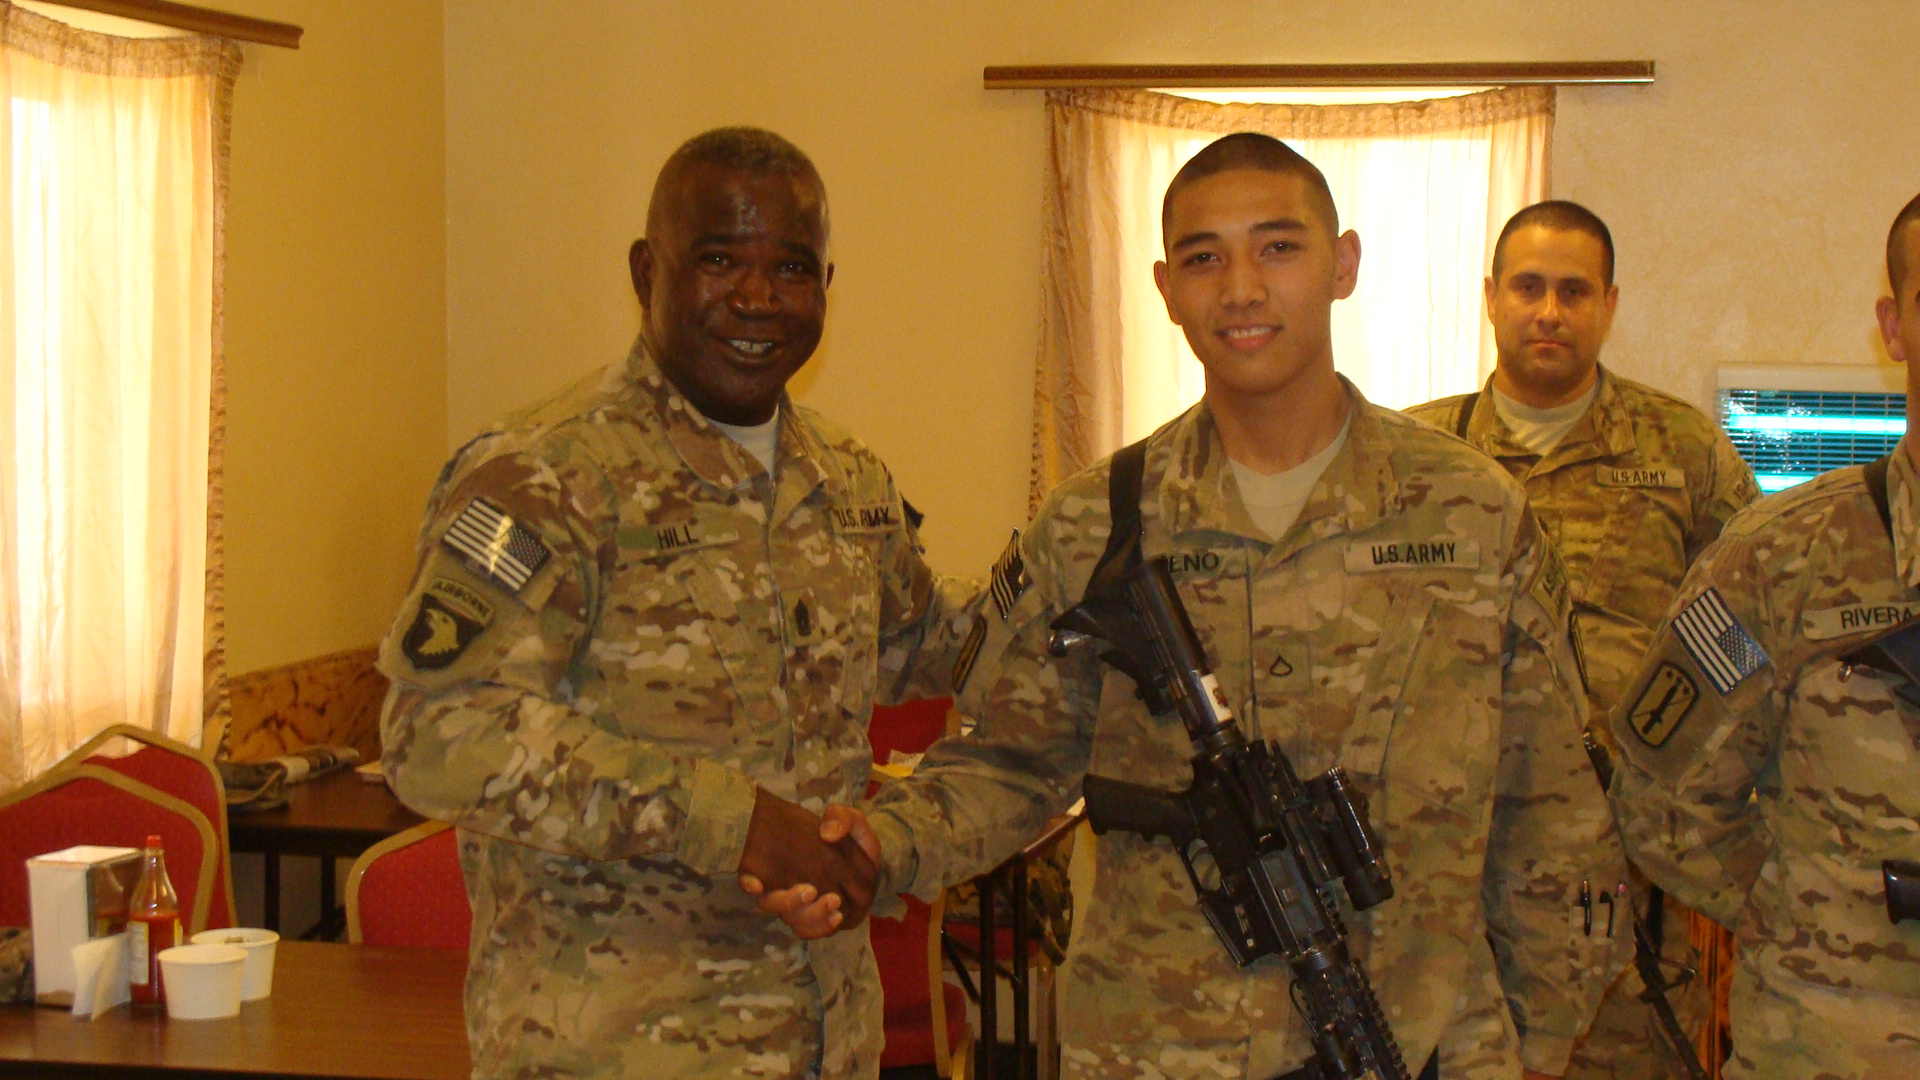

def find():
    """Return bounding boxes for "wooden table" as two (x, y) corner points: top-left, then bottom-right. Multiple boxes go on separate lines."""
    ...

(227, 771), (426, 938)
(0, 941), (468, 1079)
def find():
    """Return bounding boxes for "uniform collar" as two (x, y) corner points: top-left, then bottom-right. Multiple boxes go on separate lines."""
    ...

(1155, 377), (1399, 555)
(623, 335), (838, 508)
(1888, 439), (1920, 590)
(1464, 363), (1634, 467)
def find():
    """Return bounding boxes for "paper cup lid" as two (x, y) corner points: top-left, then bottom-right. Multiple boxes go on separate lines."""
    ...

(158, 944), (246, 966)
(191, 928), (279, 947)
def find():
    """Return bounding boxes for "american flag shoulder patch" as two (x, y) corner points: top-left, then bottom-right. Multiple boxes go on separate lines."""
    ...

(1672, 587), (1769, 695)
(990, 529), (1028, 621)
(441, 498), (551, 594)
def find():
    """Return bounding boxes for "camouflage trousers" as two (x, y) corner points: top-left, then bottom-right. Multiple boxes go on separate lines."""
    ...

(1565, 884), (1713, 1080)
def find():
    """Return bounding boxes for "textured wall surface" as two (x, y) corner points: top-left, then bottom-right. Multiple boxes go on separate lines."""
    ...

(221, 0), (448, 672)
(433, 1), (1920, 578)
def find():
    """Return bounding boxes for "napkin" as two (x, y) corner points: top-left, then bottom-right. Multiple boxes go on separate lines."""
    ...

(69, 933), (129, 1019)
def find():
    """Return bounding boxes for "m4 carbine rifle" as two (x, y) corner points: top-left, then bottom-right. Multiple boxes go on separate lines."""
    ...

(1049, 534), (1410, 1080)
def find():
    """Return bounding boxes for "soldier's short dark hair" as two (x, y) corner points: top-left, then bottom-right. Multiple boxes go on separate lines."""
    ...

(1492, 200), (1616, 286)
(1161, 132), (1340, 240)
(1886, 192), (1920, 293)
(647, 127), (825, 236)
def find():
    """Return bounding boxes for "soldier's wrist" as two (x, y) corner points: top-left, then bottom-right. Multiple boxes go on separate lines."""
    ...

(676, 760), (758, 875)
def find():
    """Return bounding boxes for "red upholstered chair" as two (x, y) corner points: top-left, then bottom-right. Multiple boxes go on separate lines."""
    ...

(67, 724), (235, 930)
(868, 696), (954, 768)
(0, 764), (221, 934)
(872, 892), (973, 1076)
(344, 821), (471, 949)
(868, 697), (972, 1075)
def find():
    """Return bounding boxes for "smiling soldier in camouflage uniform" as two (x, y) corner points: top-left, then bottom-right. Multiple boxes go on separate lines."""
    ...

(1406, 202), (1758, 1080)
(378, 128), (973, 1080)
(1607, 195), (1920, 1079)
(769, 134), (1630, 1079)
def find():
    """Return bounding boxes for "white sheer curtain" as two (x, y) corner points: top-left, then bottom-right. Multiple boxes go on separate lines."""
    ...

(1032, 87), (1552, 511)
(0, 2), (239, 787)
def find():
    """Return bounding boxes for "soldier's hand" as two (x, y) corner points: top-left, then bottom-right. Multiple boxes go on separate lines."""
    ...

(736, 787), (877, 935)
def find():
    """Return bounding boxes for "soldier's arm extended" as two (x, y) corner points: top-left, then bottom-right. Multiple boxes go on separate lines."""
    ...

(1484, 512), (1635, 1075)
(865, 524), (1097, 900)
(377, 449), (754, 873)
(871, 491), (988, 706)
(1607, 535), (1781, 927)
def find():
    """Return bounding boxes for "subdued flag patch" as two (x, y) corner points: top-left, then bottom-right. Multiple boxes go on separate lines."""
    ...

(1628, 662), (1698, 747)
(1672, 588), (1768, 694)
(990, 529), (1027, 621)
(442, 498), (550, 593)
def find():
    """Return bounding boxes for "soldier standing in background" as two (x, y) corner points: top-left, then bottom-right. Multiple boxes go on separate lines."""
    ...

(378, 127), (974, 1079)
(1606, 194), (1920, 1078)
(763, 133), (1630, 1079)
(1405, 201), (1758, 1079)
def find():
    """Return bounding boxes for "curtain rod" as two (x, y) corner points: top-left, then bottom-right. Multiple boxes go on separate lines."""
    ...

(33, 0), (302, 48)
(983, 61), (1653, 90)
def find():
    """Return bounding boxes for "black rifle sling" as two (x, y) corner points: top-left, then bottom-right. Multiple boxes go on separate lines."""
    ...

(1101, 437), (1439, 1080)
(1864, 454), (1894, 535)
(1455, 394), (1476, 439)
(1098, 436), (1151, 576)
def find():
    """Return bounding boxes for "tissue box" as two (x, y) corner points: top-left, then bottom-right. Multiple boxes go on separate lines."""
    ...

(27, 845), (139, 1006)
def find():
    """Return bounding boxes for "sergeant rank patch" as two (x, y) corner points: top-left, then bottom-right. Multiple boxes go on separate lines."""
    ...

(402, 577), (495, 669)
(1672, 587), (1769, 694)
(1628, 662), (1698, 747)
(442, 498), (550, 593)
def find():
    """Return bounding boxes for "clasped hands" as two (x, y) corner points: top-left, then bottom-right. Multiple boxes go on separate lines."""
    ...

(736, 786), (881, 939)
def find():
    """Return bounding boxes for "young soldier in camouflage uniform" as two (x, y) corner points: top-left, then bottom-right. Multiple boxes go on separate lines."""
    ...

(378, 128), (973, 1079)
(1405, 202), (1759, 1080)
(767, 134), (1630, 1079)
(1606, 194), (1920, 1079)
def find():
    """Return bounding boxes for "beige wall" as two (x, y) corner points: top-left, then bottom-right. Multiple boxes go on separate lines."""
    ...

(219, 1), (447, 673)
(442, 0), (1920, 576)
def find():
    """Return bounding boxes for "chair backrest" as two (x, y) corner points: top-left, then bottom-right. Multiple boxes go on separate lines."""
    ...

(0, 765), (219, 935)
(869, 697), (953, 764)
(345, 821), (470, 949)
(67, 725), (234, 929)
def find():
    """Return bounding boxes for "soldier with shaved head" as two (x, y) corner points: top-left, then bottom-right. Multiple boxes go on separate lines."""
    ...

(764, 133), (1630, 1079)
(1606, 195), (1920, 1079)
(378, 126), (975, 1079)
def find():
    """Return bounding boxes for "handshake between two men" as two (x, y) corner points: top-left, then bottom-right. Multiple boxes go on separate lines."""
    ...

(737, 786), (882, 939)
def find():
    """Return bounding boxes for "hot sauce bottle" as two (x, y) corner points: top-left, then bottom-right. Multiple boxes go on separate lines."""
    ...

(128, 834), (180, 1007)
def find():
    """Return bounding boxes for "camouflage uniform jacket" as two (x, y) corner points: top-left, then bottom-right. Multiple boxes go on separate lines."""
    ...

(1404, 365), (1759, 733)
(1609, 445), (1920, 1079)
(868, 387), (1631, 1078)
(378, 338), (972, 1080)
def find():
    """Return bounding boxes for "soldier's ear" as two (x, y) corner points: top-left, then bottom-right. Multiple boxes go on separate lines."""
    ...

(630, 239), (654, 310)
(1878, 295), (1907, 364)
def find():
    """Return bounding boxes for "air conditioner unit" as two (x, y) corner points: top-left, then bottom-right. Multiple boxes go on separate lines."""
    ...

(1717, 364), (1907, 494)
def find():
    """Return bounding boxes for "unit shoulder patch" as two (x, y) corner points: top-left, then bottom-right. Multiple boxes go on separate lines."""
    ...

(1671, 587), (1770, 695)
(1596, 466), (1685, 490)
(441, 498), (551, 593)
(1803, 600), (1920, 641)
(1628, 661), (1698, 747)
(1343, 537), (1479, 573)
(401, 577), (496, 670)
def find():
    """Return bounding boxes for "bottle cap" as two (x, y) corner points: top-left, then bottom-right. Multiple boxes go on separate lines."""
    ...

(146, 834), (163, 848)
